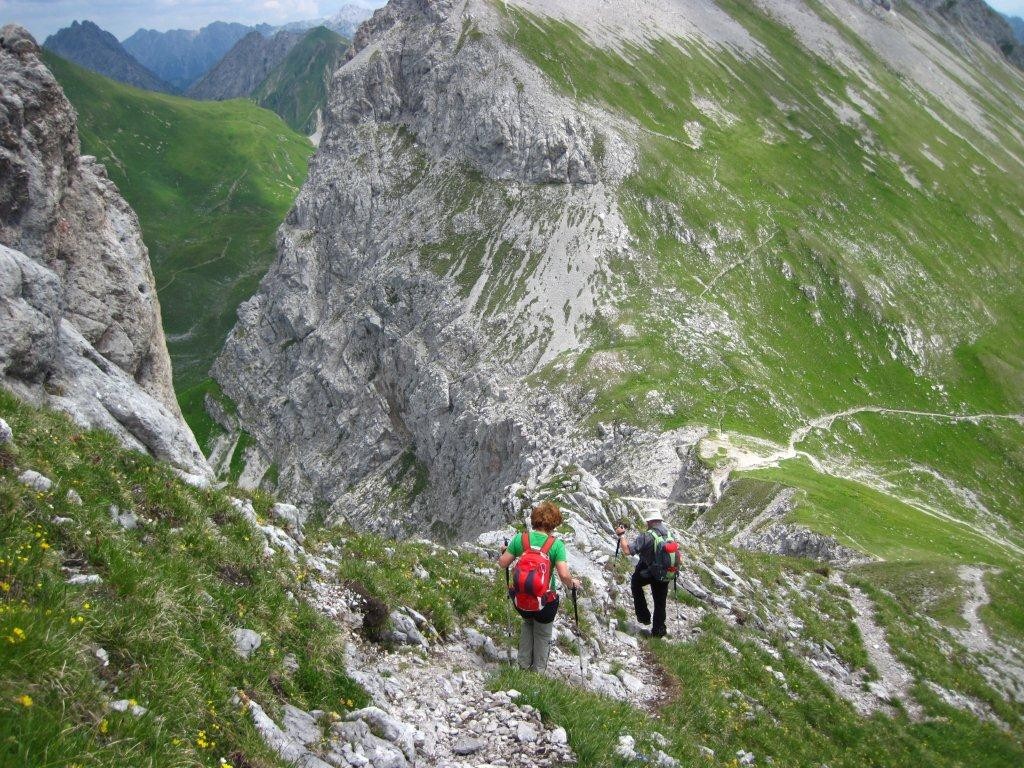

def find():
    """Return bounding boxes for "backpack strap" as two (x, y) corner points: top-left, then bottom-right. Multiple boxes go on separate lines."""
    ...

(521, 530), (531, 553)
(540, 535), (555, 555)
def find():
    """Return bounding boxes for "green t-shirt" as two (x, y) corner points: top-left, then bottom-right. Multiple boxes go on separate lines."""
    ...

(507, 530), (567, 592)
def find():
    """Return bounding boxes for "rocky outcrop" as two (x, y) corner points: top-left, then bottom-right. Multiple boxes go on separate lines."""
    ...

(0, 25), (210, 480)
(186, 30), (303, 100)
(213, 0), (632, 537)
(42, 20), (174, 93)
(911, 0), (1024, 68)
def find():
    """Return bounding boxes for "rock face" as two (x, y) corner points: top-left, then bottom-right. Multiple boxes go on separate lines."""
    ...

(42, 20), (174, 93)
(912, 0), (1024, 68)
(213, 0), (644, 538)
(186, 30), (304, 100)
(215, 0), (1024, 545)
(0, 26), (210, 480)
(122, 21), (256, 91)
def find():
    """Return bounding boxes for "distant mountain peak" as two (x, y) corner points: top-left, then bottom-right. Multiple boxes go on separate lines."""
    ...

(122, 21), (255, 90)
(185, 28), (303, 101)
(44, 18), (175, 93)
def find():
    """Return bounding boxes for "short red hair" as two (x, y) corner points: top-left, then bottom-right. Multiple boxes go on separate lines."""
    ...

(531, 501), (563, 532)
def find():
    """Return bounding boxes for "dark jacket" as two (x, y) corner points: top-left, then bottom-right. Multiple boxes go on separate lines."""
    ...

(630, 522), (671, 571)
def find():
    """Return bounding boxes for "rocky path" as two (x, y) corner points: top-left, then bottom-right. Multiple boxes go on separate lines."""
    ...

(227, 487), (696, 767)
(958, 565), (994, 654)
(955, 566), (1024, 703)
(833, 574), (924, 719)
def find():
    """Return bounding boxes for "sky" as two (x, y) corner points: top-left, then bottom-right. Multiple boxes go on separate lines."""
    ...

(0, 0), (387, 41)
(990, 1), (1024, 18)
(3, 0), (1023, 42)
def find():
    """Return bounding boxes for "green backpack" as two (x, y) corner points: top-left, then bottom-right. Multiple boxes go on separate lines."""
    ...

(648, 530), (681, 582)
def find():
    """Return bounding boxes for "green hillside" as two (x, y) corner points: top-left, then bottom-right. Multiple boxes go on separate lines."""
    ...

(2, 389), (1023, 766)
(253, 26), (346, 135)
(42, 52), (313, 427)
(489, 2), (1024, 559)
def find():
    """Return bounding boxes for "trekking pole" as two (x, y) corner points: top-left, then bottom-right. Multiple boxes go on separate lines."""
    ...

(571, 586), (585, 680)
(502, 538), (515, 665)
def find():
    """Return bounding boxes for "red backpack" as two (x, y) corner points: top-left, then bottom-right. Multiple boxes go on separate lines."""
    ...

(509, 531), (556, 612)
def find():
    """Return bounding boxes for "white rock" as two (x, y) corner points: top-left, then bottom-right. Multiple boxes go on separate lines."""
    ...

(271, 502), (308, 529)
(18, 469), (52, 492)
(516, 722), (539, 743)
(67, 574), (102, 585)
(109, 504), (139, 530)
(232, 627), (262, 659)
(0, 418), (12, 444)
(282, 704), (321, 747)
(65, 489), (82, 505)
(109, 699), (147, 717)
(549, 726), (568, 744)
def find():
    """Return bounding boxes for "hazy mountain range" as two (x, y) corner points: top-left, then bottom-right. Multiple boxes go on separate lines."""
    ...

(121, 21), (256, 91)
(43, 20), (174, 92)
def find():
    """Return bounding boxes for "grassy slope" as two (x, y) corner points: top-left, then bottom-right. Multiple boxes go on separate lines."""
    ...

(499, 2), (1024, 557)
(43, 52), (312, 426)
(253, 27), (347, 135)
(3, 390), (1022, 765)
(0, 389), (365, 767)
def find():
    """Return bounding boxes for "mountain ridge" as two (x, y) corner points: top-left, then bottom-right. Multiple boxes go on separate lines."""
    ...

(42, 20), (174, 93)
(186, 29), (304, 101)
(213, 0), (1024, 560)
(121, 21), (254, 90)
(253, 26), (348, 136)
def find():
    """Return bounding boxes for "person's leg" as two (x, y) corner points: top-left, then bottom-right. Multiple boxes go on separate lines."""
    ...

(532, 619), (555, 672)
(651, 579), (669, 637)
(518, 618), (535, 669)
(631, 569), (651, 625)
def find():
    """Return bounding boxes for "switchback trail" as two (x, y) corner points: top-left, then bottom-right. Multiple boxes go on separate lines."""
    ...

(703, 406), (1024, 556)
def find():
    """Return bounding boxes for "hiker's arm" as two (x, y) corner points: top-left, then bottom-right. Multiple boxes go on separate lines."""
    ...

(555, 561), (582, 590)
(497, 549), (514, 569)
(615, 525), (631, 555)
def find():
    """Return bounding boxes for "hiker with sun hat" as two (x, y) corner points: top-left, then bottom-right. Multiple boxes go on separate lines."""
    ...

(615, 508), (679, 639)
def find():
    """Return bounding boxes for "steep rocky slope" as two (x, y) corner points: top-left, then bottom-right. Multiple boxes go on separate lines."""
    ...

(3, 390), (1023, 765)
(122, 21), (254, 91)
(42, 20), (173, 93)
(186, 30), (303, 101)
(0, 25), (209, 480)
(215, 0), (1024, 553)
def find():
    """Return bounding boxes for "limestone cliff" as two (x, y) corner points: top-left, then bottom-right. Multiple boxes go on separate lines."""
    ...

(212, 0), (699, 538)
(215, 0), (1024, 550)
(0, 25), (211, 481)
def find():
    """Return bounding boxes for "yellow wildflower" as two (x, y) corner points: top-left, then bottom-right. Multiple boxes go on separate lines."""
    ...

(0, 581), (9, 592)
(99, 719), (108, 734)
(17, 694), (33, 707)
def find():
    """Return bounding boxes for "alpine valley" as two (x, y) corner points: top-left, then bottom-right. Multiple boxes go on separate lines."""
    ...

(1, 1), (1024, 767)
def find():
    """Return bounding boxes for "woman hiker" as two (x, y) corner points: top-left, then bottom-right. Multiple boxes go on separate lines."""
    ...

(497, 500), (582, 673)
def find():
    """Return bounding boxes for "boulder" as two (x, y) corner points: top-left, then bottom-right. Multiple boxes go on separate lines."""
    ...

(232, 628), (262, 659)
